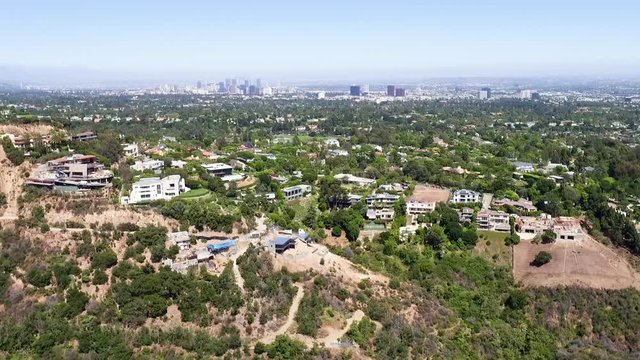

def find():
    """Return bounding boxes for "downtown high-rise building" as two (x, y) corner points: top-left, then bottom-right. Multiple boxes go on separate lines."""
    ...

(519, 89), (532, 99)
(395, 88), (405, 97)
(387, 85), (395, 96)
(479, 87), (491, 99)
(230, 79), (238, 94)
(350, 85), (361, 96)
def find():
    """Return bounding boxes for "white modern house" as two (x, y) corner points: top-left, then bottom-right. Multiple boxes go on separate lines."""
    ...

(406, 200), (436, 215)
(334, 173), (376, 187)
(122, 143), (139, 157)
(131, 158), (164, 172)
(366, 208), (395, 221)
(378, 183), (408, 193)
(366, 193), (400, 208)
(283, 185), (312, 201)
(171, 160), (187, 169)
(329, 149), (349, 157)
(451, 189), (482, 203)
(121, 175), (188, 204)
(512, 161), (534, 173)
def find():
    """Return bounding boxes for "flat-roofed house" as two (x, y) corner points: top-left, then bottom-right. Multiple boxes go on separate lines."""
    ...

(476, 209), (511, 232)
(334, 173), (376, 187)
(202, 163), (233, 177)
(512, 161), (535, 173)
(366, 208), (395, 221)
(492, 198), (537, 212)
(168, 231), (191, 251)
(270, 235), (297, 254)
(366, 193), (400, 208)
(283, 185), (312, 201)
(71, 131), (97, 142)
(45, 154), (113, 187)
(122, 143), (139, 157)
(406, 200), (436, 215)
(123, 175), (188, 204)
(451, 189), (481, 204)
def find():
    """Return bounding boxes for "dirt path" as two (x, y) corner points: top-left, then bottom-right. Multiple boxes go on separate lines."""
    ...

(323, 309), (365, 348)
(230, 241), (250, 294)
(233, 261), (245, 294)
(259, 283), (304, 344)
(260, 308), (367, 350)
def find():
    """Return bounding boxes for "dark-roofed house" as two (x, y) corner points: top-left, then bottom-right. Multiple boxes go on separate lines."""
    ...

(270, 235), (296, 254)
(71, 131), (97, 142)
(202, 163), (233, 177)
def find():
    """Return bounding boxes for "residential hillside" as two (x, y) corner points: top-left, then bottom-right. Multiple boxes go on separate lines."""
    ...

(1, 93), (640, 359)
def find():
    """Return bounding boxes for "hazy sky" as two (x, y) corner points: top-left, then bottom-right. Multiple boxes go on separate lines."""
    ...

(2, 0), (640, 81)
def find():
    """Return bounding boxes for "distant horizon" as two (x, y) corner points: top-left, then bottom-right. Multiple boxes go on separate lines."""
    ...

(2, 64), (640, 89)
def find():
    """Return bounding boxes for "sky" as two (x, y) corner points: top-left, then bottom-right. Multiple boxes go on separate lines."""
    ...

(1, 0), (640, 83)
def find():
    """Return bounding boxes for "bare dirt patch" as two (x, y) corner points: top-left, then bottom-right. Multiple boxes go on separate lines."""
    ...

(322, 229), (350, 247)
(409, 184), (451, 203)
(236, 175), (257, 189)
(45, 208), (180, 230)
(513, 236), (640, 290)
(0, 124), (55, 136)
(271, 242), (388, 287)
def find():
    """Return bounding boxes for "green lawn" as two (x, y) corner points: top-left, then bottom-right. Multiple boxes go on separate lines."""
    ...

(178, 188), (210, 199)
(474, 230), (512, 266)
(288, 196), (314, 222)
(275, 134), (324, 143)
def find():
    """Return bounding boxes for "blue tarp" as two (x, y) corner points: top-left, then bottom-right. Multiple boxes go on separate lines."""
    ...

(207, 240), (236, 252)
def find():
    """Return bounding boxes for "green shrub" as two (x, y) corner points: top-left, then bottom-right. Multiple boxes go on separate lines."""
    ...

(331, 226), (341, 237)
(295, 290), (325, 337)
(1, 137), (24, 165)
(93, 270), (108, 285)
(531, 251), (552, 267)
(91, 249), (118, 269)
(117, 222), (140, 232)
(26, 267), (52, 288)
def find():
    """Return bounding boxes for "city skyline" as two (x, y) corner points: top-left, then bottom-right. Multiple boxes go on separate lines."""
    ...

(1, 1), (640, 85)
